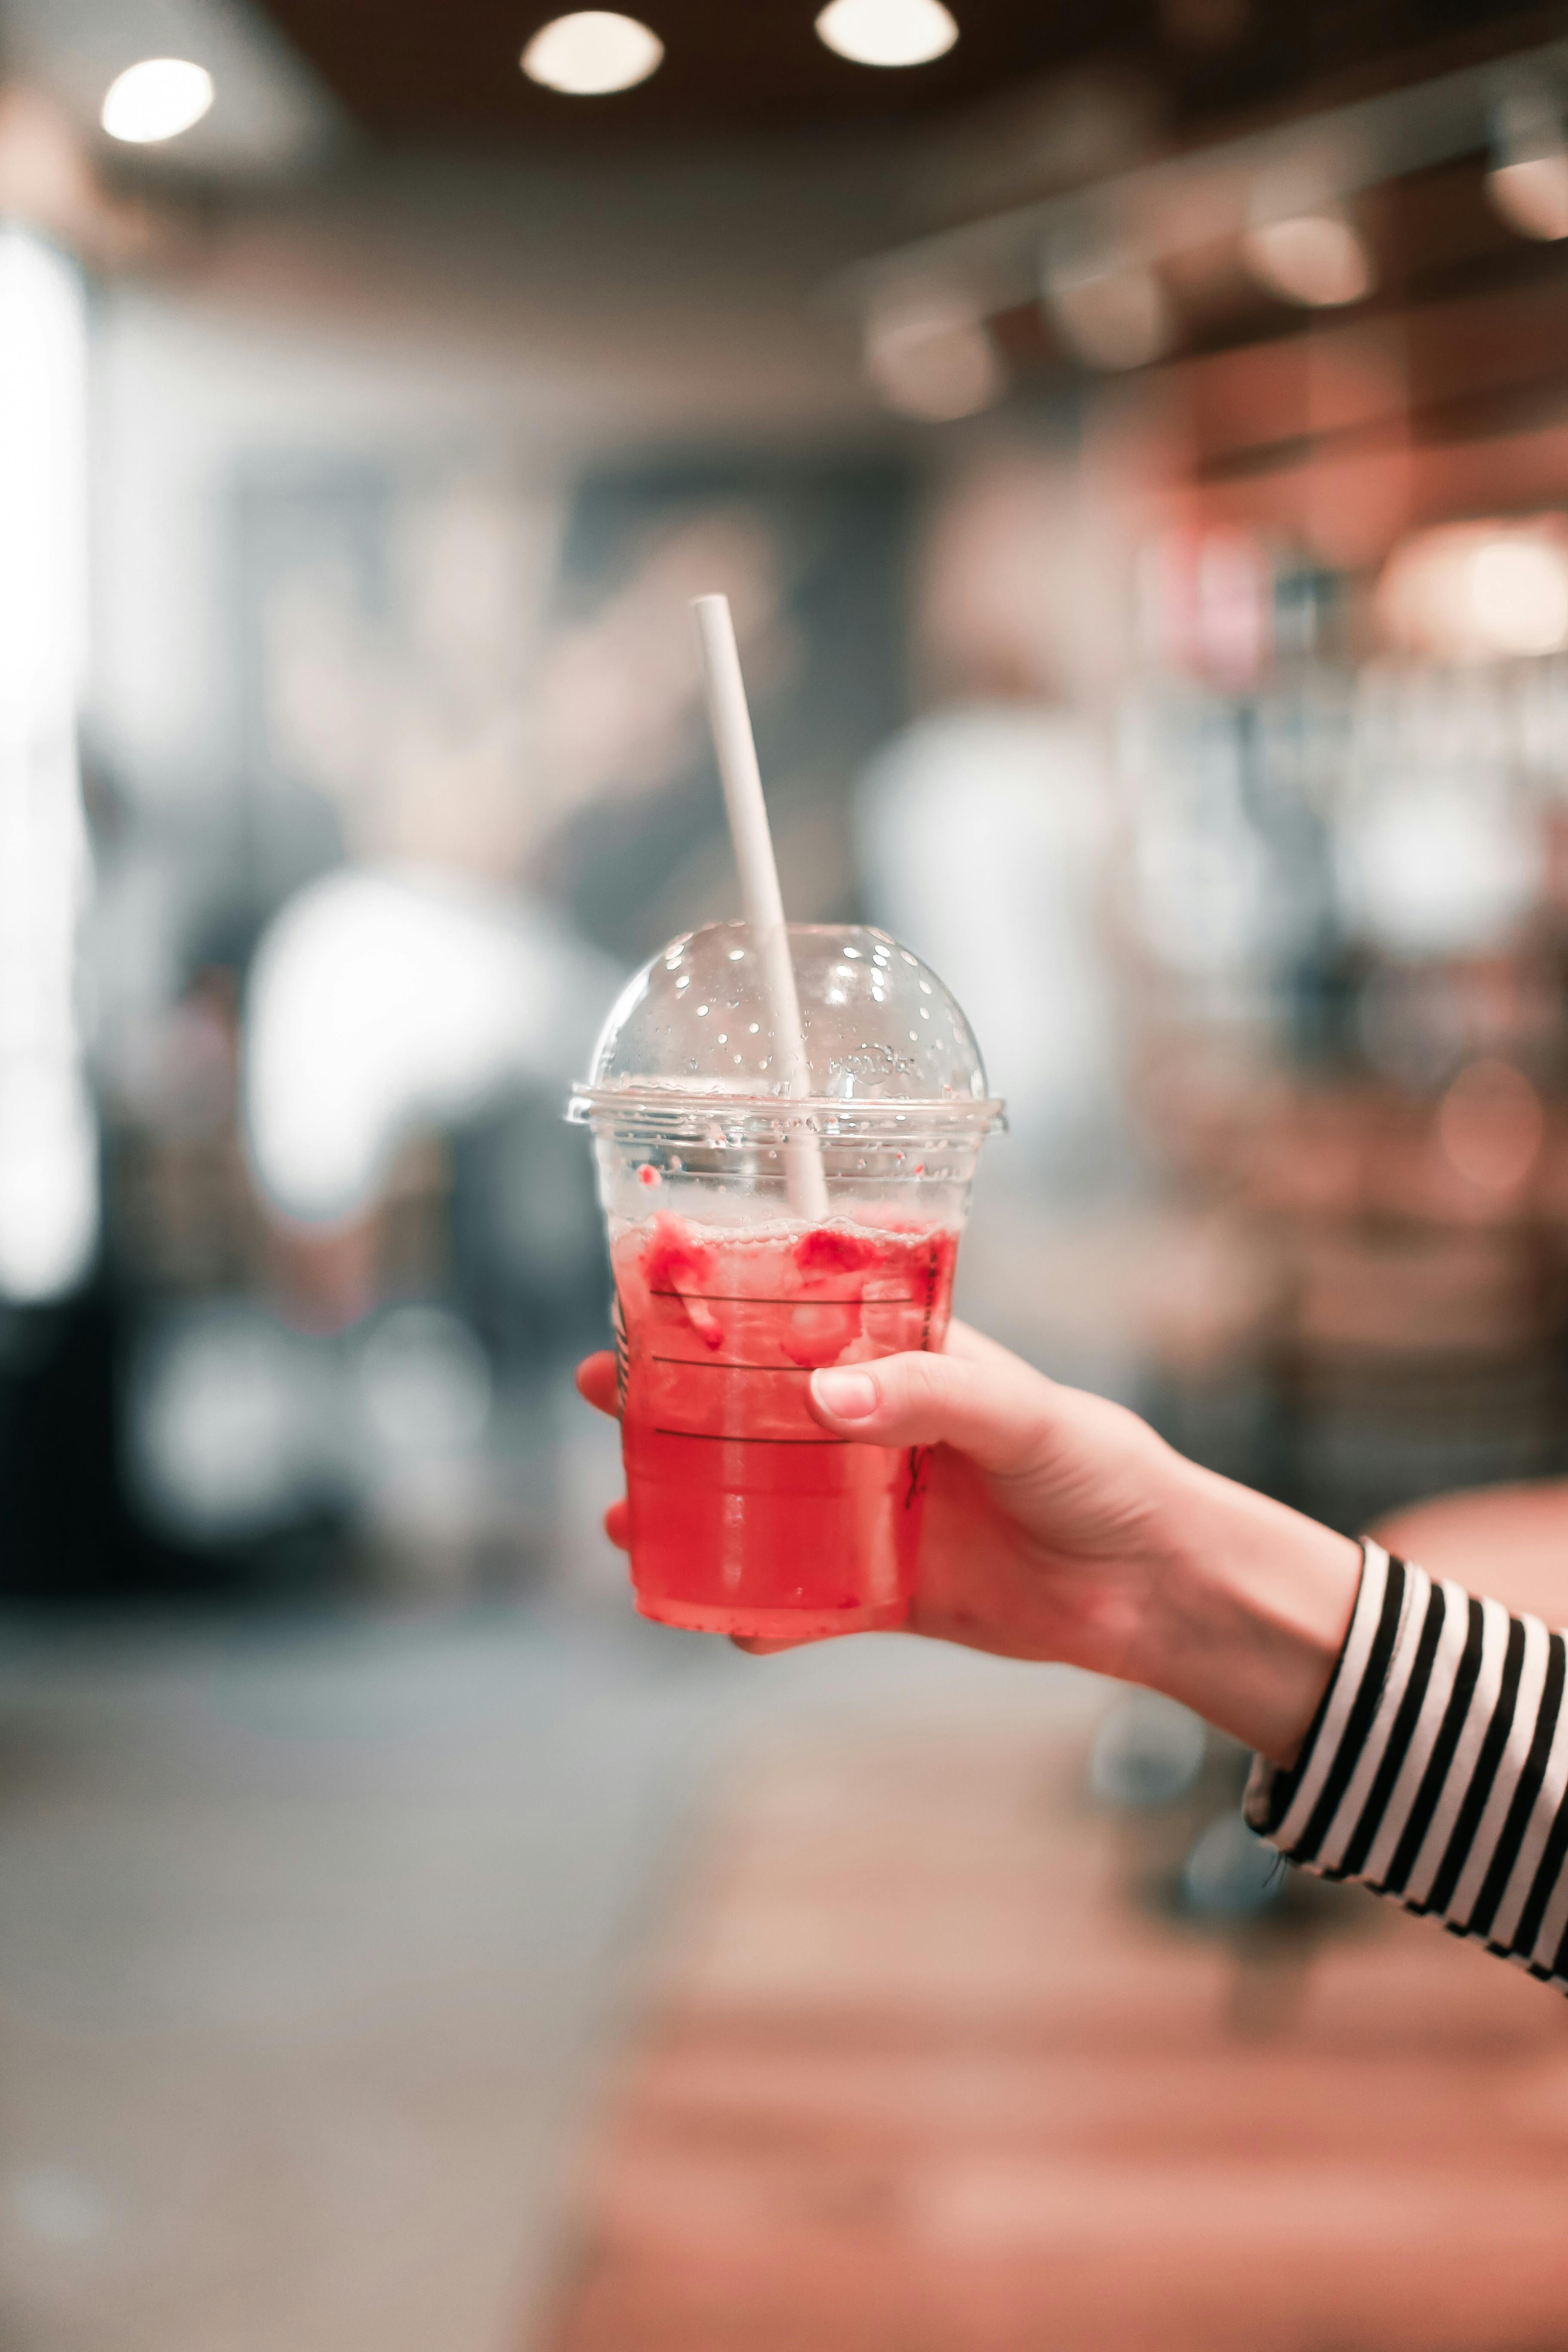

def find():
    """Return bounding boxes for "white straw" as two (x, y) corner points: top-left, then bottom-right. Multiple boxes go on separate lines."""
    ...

(691, 592), (830, 1223)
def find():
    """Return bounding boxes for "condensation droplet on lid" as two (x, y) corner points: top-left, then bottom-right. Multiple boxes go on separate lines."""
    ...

(919, 980), (932, 994)
(900, 950), (917, 965)
(728, 947), (745, 960)
(675, 974), (691, 988)
(717, 1033), (727, 1043)
(920, 1007), (930, 1020)
(696, 1004), (709, 1015)
(749, 1022), (760, 1032)
(842, 946), (861, 958)
(909, 1031), (919, 1042)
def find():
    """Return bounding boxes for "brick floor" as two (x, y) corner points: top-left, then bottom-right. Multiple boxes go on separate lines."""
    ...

(542, 1720), (1568, 2352)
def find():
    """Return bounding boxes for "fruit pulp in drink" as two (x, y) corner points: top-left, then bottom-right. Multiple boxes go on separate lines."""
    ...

(610, 1211), (958, 1635)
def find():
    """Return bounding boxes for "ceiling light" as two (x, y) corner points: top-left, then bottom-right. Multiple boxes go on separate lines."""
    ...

(1488, 90), (1568, 242)
(100, 58), (214, 145)
(1241, 208), (1374, 307)
(1044, 251), (1173, 371)
(816, 0), (958, 70)
(1490, 153), (1568, 241)
(521, 12), (663, 95)
(864, 290), (1001, 420)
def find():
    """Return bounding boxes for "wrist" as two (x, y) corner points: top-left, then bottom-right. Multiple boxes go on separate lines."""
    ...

(1130, 1458), (1362, 1764)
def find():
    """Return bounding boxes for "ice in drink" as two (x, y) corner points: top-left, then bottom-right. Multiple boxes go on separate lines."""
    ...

(612, 1210), (958, 1635)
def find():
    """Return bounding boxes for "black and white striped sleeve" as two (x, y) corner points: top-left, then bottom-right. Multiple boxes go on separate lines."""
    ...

(1244, 1540), (1568, 1991)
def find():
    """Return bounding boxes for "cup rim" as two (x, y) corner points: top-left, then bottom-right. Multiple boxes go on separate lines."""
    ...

(566, 1081), (1007, 1142)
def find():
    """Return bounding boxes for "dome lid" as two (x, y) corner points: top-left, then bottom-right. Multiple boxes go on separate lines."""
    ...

(569, 922), (1004, 1142)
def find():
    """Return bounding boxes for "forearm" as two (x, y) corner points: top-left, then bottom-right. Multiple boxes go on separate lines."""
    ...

(1132, 1458), (1362, 1766)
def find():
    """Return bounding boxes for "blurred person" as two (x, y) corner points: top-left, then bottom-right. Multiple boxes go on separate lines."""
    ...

(241, 478), (628, 1329)
(855, 444), (1126, 1200)
(855, 676), (1122, 1194)
(244, 861), (615, 1323)
(578, 1329), (1568, 1994)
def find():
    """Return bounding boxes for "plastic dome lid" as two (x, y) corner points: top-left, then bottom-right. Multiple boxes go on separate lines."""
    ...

(568, 922), (1004, 1142)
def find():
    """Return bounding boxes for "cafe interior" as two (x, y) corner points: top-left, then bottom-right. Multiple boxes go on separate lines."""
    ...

(5, 0), (1568, 2346)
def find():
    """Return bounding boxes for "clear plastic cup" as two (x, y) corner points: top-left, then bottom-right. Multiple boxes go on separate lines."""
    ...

(567, 922), (1004, 1637)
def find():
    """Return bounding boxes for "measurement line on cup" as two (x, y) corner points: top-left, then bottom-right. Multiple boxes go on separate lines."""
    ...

(652, 1428), (850, 1446)
(650, 1289), (916, 1305)
(651, 1356), (810, 1372)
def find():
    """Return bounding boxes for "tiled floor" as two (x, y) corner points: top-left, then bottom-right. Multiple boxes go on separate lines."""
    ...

(545, 1718), (1568, 2352)
(0, 1603), (726, 2352)
(0, 1601), (1097, 2352)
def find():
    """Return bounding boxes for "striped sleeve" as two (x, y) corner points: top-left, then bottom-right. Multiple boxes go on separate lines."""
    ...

(1244, 1540), (1568, 1992)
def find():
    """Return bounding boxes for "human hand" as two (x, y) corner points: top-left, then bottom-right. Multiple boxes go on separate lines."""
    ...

(575, 1321), (1359, 1764)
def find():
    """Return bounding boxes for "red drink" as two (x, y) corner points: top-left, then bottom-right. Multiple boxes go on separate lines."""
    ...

(611, 1210), (958, 1635)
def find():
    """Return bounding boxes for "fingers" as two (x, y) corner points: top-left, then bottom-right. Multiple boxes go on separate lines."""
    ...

(730, 1634), (832, 1655)
(577, 1355), (628, 1545)
(576, 1352), (620, 1418)
(806, 1345), (1055, 1478)
(941, 1318), (1029, 1373)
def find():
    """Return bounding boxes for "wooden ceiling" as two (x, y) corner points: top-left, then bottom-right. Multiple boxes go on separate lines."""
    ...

(254, 0), (1563, 146)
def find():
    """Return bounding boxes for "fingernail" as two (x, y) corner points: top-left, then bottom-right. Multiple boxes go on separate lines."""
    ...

(812, 1368), (878, 1419)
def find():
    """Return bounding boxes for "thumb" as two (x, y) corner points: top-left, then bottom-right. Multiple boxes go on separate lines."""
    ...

(806, 1350), (1053, 1478)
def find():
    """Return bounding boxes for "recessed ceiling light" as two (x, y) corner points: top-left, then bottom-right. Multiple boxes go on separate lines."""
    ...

(101, 58), (214, 144)
(1241, 209), (1374, 307)
(1488, 91), (1568, 242)
(815, 0), (958, 70)
(1489, 154), (1568, 242)
(864, 290), (1001, 420)
(521, 12), (663, 95)
(1044, 251), (1174, 370)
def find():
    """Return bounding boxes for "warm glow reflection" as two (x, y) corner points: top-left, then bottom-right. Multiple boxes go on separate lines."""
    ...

(1379, 523), (1568, 661)
(1438, 1060), (1543, 1195)
(1471, 539), (1568, 657)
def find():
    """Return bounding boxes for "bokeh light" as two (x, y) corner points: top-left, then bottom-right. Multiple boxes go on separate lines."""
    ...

(100, 58), (215, 144)
(520, 12), (664, 95)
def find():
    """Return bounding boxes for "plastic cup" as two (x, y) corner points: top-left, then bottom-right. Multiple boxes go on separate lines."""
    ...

(567, 922), (1004, 1637)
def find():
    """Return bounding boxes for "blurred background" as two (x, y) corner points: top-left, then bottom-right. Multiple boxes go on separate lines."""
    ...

(6, 1), (1568, 2346)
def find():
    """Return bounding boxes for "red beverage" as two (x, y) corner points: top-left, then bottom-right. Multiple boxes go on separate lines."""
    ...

(611, 1210), (958, 1635)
